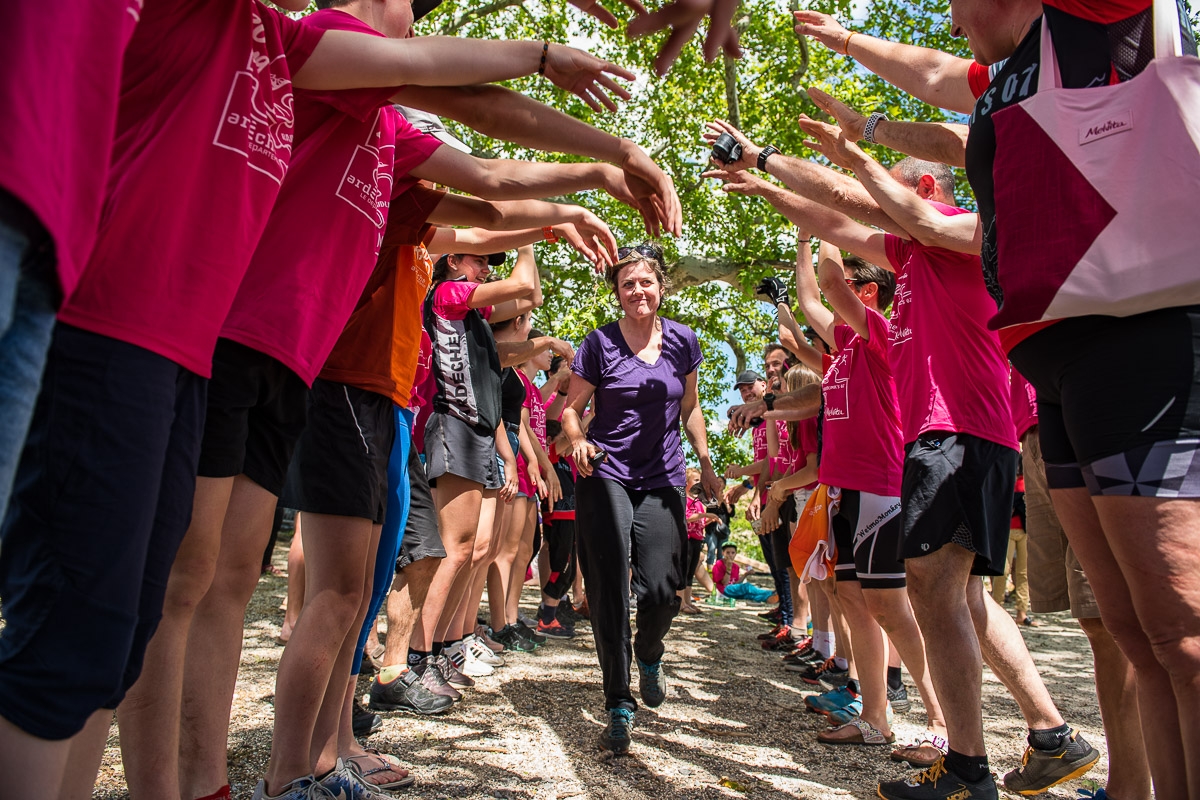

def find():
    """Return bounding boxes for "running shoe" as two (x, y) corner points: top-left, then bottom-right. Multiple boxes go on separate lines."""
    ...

(804, 685), (859, 715)
(762, 625), (797, 651)
(445, 640), (493, 678)
(1002, 729), (1100, 795)
(598, 707), (635, 755)
(368, 667), (454, 715)
(573, 598), (590, 620)
(473, 624), (505, 653)
(782, 646), (825, 671)
(535, 618), (576, 639)
(798, 657), (848, 686)
(636, 657), (667, 708)
(757, 623), (786, 640)
(517, 611), (538, 630)
(514, 619), (547, 645)
(251, 776), (333, 800)
(888, 683), (912, 713)
(555, 603), (584, 625)
(491, 624), (536, 653)
(434, 654), (473, 690)
(827, 698), (864, 724)
(757, 606), (782, 622)
(465, 634), (505, 667)
(413, 657), (461, 702)
(877, 758), (999, 800)
(319, 759), (397, 799)
(351, 700), (382, 737)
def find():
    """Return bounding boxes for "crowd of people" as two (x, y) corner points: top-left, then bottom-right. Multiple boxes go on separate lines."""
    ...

(1, 1), (1198, 800)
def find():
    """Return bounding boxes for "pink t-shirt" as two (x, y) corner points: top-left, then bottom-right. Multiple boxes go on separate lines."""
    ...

(819, 310), (904, 497)
(1009, 366), (1038, 440)
(885, 202), (1019, 451)
(432, 280), (492, 321)
(713, 560), (740, 587)
(518, 370), (547, 449)
(56, 0), (323, 377)
(0, 2), (141, 299)
(685, 495), (706, 540)
(752, 419), (789, 502)
(220, 10), (443, 385)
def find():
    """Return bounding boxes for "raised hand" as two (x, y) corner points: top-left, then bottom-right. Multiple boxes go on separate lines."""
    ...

(806, 87), (868, 142)
(795, 111), (857, 169)
(571, 207), (619, 266)
(756, 276), (789, 307)
(792, 10), (853, 55)
(542, 45), (636, 112)
(701, 164), (771, 197)
(701, 119), (760, 173)
(627, 0), (741, 77)
(617, 141), (682, 237)
(567, 0), (648, 28)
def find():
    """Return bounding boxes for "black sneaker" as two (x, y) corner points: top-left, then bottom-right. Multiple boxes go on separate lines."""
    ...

(1002, 729), (1100, 795)
(493, 624), (536, 652)
(636, 658), (667, 708)
(413, 656), (462, 702)
(798, 657), (849, 687)
(757, 605), (782, 622)
(878, 758), (999, 800)
(514, 620), (546, 645)
(888, 683), (912, 713)
(434, 654), (473, 690)
(598, 708), (635, 755)
(369, 668), (455, 715)
(556, 603), (583, 625)
(352, 699), (382, 737)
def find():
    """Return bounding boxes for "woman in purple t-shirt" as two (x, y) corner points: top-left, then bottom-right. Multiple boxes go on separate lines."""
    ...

(561, 242), (722, 755)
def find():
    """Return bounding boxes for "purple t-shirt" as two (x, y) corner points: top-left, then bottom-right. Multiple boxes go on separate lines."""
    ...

(572, 318), (703, 490)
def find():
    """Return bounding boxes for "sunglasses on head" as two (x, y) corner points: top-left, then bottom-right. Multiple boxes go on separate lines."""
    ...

(616, 243), (663, 264)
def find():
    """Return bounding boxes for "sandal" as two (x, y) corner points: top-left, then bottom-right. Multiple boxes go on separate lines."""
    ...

(890, 734), (948, 768)
(345, 750), (415, 790)
(1020, 615), (1041, 627)
(816, 718), (895, 745)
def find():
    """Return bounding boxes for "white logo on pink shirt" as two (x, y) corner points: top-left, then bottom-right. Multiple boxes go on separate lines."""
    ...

(337, 110), (394, 230)
(823, 348), (852, 422)
(889, 274), (913, 345)
(212, 8), (295, 184)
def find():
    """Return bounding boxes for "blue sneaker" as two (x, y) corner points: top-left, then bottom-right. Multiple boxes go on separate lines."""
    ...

(319, 759), (396, 799)
(636, 657), (667, 708)
(827, 698), (864, 724)
(252, 776), (333, 800)
(598, 707), (636, 754)
(804, 686), (859, 715)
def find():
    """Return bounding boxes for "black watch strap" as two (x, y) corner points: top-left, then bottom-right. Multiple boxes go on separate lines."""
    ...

(757, 145), (779, 171)
(764, 392), (775, 412)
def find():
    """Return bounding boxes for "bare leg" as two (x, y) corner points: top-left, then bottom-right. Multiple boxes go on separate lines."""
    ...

(505, 498), (536, 627)
(864, 587), (946, 737)
(0, 714), (71, 800)
(487, 498), (519, 631)
(280, 522), (305, 644)
(826, 581), (889, 736)
(413, 475), (482, 650)
(789, 570), (807, 632)
(179, 477), (279, 799)
(382, 558), (439, 668)
(452, 492), (499, 640)
(117, 476), (234, 800)
(55, 710), (113, 800)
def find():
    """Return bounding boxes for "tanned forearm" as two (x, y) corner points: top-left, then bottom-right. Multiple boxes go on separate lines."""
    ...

(874, 119), (968, 168)
(762, 154), (906, 235)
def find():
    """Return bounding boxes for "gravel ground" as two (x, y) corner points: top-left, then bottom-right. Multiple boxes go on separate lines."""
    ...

(94, 542), (1107, 799)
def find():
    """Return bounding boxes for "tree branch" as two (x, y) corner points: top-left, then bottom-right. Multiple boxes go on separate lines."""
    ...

(668, 255), (792, 287)
(724, 334), (747, 375)
(439, 0), (526, 35)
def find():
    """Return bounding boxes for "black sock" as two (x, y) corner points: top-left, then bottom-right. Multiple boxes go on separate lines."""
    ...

(887, 666), (903, 691)
(1028, 723), (1071, 751)
(444, 637), (461, 650)
(408, 647), (430, 666)
(539, 604), (557, 624)
(846, 679), (859, 695)
(944, 748), (989, 783)
(432, 641), (444, 656)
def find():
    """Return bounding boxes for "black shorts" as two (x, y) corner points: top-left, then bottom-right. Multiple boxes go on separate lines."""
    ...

(900, 432), (1019, 577)
(1011, 306), (1200, 497)
(831, 488), (905, 589)
(282, 380), (394, 524)
(396, 447), (445, 570)
(197, 338), (307, 495)
(0, 325), (205, 739)
(424, 412), (501, 490)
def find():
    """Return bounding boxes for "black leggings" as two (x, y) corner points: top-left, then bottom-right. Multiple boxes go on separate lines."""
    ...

(685, 537), (704, 588)
(575, 477), (686, 711)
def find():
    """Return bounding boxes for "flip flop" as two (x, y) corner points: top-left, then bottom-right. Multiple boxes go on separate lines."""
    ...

(816, 718), (895, 745)
(345, 751), (415, 790)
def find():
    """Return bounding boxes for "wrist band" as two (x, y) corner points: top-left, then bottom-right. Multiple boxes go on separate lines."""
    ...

(863, 111), (887, 143)
(741, 479), (754, 490)
(542, 226), (559, 243)
(757, 145), (779, 172)
(538, 42), (549, 76)
(843, 31), (857, 55)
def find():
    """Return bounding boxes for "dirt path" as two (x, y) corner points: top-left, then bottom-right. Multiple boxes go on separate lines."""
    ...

(95, 548), (1107, 799)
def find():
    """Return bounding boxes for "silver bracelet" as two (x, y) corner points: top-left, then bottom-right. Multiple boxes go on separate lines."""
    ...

(863, 111), (887, 144)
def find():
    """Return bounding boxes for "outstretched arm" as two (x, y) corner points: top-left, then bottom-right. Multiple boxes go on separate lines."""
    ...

(792, 231), (836, 348)
(815, 241), (871, 342)
(805, 89), (968, 168)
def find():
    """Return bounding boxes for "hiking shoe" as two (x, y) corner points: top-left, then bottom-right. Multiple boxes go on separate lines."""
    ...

(492, 624), (536, 652)
(805, 685), (858, 715)
(536, 618), (576, 639)
(798, 657), (848, 686)
(598, 708), (635, 755)
(319, 759), (396, 799)
(888, 683), (912, 713)
(1002, 729), (1100, 795)
(514, 619), (547, 645)
(878, 758), (999, 800)
(252, 776), (333, 800)
(352, 700), (382, 737)
(636, 658), (667, 708)
(434, 654), (473, 689)
(445, 641), (493, 678)
(827, 697), (864, 724)
(465, 634), (505, 667)
(369, 668), (454, 715)
(413, 656), (461, 702)
(556, 603), (584, 625)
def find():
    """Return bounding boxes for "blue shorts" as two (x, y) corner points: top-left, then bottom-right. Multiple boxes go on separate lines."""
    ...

(0, 325), (205, 739)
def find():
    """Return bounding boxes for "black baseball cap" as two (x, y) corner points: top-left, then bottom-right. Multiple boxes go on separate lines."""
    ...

(733, 370), (765, 387)
(433, 252), (508, 272)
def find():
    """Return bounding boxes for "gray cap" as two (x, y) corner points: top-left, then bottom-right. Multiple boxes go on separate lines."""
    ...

(395, 105), (472, 154)
(733, 370), (765, 387)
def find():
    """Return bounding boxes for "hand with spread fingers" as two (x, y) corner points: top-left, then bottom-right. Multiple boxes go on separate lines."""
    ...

(701, 164), (773, 197)
(542, 45), (637, 112)
(806, 87), (869, 142)
(701, 119), (761, 173)
(603, 148), (683, 239)
(627, 0), (741, 76)
(792, 10), (854, 56)
(795, 112), (858, 169)
(567, 0), (648, 28)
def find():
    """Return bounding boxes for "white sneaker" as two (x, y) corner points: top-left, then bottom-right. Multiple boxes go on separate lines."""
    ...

(446, 640), (493, 677)
(467, 634), (505, 667)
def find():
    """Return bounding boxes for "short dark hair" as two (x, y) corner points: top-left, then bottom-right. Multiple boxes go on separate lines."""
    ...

(844, 255), (896, 310)
(722, 543), (738, 552)
(891, 157), (955, 203)
(605, 242), (672, 296)
(763, 342), (789, 361)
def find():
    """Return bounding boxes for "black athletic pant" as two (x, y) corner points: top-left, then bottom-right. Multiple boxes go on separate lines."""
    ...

(685, 537), (704, 588)
(575, 476), (686, 711)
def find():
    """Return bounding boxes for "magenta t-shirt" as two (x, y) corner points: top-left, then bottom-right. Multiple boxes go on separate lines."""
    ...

(56, 0), (323, 377)
(518, 370), (548, 449)
(685, 496), (706, 540)
(884, 201), (1019, 451)
(221, 10), (443, 385)
(0, 2), (140, 300)
(713, 560), (740, 586)
(752, 420), (789, 502)
(819, 310), (903, 497)
(1009, 366), (1038, 440)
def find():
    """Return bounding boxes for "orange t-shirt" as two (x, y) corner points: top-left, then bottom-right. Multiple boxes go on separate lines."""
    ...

(319, 183), (446, 407)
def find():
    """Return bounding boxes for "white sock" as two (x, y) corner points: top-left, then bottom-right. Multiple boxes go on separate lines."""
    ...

(813, 630), (834, 660)
(833, 656), (849, 670)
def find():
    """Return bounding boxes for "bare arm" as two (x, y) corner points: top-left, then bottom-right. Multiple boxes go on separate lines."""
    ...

(562, 376), (601, 477)
(495, 421), (519, 502)
(681, 371), (724, 500)
(776, 301), (826, 374)
(805, 89), (968, 168)
(496, 336), (573, 369)
(793, 11), (978, 114)
(727, 383), (822, 435)
(792, 233), (836, 347)
(488, 246), (541, 321)
(816, 240), (872, 341)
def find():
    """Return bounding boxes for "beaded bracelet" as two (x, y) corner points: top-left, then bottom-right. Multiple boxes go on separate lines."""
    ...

(539, 42), (549, 75)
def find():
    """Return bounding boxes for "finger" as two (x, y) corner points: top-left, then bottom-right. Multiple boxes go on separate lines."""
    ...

(594, 85), (619, 113)
(597, 73), (632, 102)
(626, 0), (693, 38)
(583, 2), (621, 27)
(653, 18), (702, 77)
(602, 60), (637, 82)
(575, 86), (603, 113)
(703, 0), (737, 62)
(723, 24), (742, 59)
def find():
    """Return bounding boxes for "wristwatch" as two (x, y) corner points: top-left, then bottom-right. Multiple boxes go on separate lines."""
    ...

(757, 145), (779, 171)
(863, 112), (887, 144)
(763, 392), (776, 411)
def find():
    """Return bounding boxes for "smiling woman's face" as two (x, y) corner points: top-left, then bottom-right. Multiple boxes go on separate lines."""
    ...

(615, 260), (662, 319)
